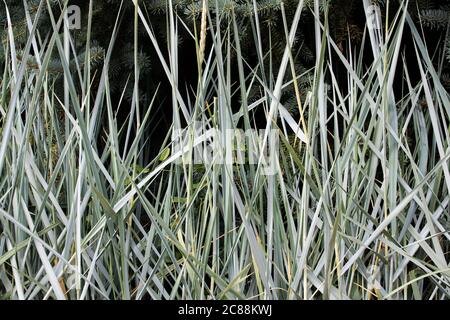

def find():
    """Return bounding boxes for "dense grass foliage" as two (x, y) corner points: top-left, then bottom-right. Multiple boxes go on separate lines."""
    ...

(0, 0), (449, 300)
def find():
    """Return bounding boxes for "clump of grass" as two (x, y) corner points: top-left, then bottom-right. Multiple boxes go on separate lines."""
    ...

(0, 0), (449, 300)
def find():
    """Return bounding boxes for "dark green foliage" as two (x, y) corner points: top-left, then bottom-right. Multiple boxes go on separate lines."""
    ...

(1, 0), (448, 103)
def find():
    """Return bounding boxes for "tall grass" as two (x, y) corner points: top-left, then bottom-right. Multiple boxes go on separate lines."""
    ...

(0, 0), (449, 299)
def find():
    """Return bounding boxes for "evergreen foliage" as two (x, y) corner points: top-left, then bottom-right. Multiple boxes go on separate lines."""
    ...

(1, 0), (448, 94)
